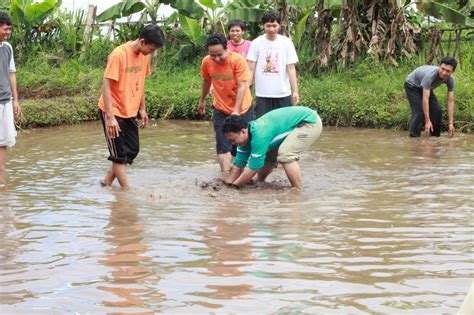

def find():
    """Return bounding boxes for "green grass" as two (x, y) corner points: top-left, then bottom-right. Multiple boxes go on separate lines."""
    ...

(15, 54), (473, 133)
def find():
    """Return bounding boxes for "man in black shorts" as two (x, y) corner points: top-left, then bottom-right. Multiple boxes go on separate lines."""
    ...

(98, 25), (164, 188)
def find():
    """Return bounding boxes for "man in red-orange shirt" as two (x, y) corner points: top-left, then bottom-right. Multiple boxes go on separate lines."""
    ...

(98, 25), (164, 188)
(198, 33), (253, 180)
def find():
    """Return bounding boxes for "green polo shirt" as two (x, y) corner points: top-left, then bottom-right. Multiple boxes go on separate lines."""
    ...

(233, 106), (319, 170)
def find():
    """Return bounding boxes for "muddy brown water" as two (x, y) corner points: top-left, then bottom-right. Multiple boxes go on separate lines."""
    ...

(1, 120), (473, 314)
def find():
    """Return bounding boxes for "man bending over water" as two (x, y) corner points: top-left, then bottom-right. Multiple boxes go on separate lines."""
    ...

(222, 106), (322, 189)
(405, 56), (457, 137)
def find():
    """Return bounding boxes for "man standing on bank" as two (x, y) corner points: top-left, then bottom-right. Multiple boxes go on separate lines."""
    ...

(405, 56), (457, 137)
(222, 106), (322, 189)
(198, 33), (253, 180)
(98, 25), (164, 188)
(247, 11), (299, 118)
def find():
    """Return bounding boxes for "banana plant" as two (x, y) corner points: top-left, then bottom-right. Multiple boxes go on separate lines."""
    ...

(415, 0), (474, 26)
(162, 0), (205, 19)
(200, 0), (226, 33)
(9, 0), (62, 49)
(224, 0), (273, 39)
(96, 0), (146, 22)
(10, 0), (61, 29)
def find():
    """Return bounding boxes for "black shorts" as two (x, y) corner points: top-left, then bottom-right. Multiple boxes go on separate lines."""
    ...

(213, 107), (253, 156)
(100, 111), (139, 164)
(254, 95), (292, 119)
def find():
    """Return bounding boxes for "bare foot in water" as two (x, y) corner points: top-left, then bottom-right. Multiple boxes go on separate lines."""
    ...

(100, 179), (111, 187)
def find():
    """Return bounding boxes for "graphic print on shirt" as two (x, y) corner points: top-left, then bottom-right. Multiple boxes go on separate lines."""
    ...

(262, 47), (279, 75)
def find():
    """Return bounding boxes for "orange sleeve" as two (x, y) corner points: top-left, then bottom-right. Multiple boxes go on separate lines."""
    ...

(104, 52), (121, 81)
(234, 55), (249, 81)
(201, 58), (211, 80)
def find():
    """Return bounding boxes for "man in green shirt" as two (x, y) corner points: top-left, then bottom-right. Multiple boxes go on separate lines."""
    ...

(222, 106), (322, 189)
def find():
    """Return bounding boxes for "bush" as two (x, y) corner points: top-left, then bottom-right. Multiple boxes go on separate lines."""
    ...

(16, 54), (473, 133)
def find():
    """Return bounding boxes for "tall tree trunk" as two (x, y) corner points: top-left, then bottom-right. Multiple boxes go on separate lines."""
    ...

(310, 0), (333, 69)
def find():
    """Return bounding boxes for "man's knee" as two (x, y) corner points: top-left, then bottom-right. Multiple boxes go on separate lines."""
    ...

(277, 152), (299, 163)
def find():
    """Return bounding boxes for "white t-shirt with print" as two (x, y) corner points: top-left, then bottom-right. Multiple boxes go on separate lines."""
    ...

(247, 34), (298, 98)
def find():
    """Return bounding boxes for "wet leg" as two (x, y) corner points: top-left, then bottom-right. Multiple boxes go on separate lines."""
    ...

(257, 164), (273, 183)
(281, 161), (301, 189)
(101, 164), (116, 186)
(0, 147), (7, 187)
(113, 162), (129, 189)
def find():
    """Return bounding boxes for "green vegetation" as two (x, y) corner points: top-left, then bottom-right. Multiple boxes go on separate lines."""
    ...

(2, 0), (473, 132)
(16, 52), (473, 132)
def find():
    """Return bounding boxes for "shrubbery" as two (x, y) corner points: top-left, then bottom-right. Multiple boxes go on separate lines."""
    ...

(15, 54), (473, 133)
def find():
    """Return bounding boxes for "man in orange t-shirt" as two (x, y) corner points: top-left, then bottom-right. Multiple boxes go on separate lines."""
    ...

(198, 33), (252, 180)
(98, 25), (164, 189)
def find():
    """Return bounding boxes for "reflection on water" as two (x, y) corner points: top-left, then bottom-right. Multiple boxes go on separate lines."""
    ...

(0, 121), (473, 314)
(98, 191), (162, 314)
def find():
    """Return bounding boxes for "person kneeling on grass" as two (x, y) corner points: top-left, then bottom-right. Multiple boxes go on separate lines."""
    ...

(222, 106), (322, 189)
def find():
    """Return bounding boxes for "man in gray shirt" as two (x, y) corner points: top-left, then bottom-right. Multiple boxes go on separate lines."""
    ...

(0, 12), (21, 187)
(404, 56), (456, 137)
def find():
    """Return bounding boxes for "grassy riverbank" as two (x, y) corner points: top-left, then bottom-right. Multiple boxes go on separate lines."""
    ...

(16, 55), (473, 132)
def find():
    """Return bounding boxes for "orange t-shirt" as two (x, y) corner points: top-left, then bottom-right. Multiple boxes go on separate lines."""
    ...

(98, 42), (151, 118)
(201, 52), (252, 115)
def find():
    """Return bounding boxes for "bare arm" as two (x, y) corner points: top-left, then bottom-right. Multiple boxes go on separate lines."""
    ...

(287, 63), (299, 105)
(447, 91), (455, 137)
(233, 168), (257, 187)
(225, 166), (243, 184)
(422, 89), (432, 136)
(102, 78), (120, 138)
(198, 79), (212, 115)
(232, 80), (247, 115)
(247, 61), (256, 86)
(8, 72), (21, 117)
(139, 92), (149, 128)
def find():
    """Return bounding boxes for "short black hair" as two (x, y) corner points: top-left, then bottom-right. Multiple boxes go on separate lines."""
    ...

(222, 115), (249, 134)
(261, 11), (281, 25)
(440, 56), (457, 71)
(206, 33), (227, 50)
(139, 25), (165, 47)
(227, 19), (246, 32)
(0, 12), (12, 26)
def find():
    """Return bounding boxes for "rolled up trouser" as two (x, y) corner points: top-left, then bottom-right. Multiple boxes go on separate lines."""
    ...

(277, 116), (323, 163)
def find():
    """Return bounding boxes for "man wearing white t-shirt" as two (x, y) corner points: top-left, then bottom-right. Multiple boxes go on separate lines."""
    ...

(0, 12), (21, 188)
(247, 11), (299, 118)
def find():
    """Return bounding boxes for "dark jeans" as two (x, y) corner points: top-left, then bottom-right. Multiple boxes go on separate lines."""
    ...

(404, 82), (442, 137)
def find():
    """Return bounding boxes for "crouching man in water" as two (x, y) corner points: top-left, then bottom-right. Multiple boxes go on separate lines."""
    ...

(222, 106), (322, 189)
(405, 56), (457, 137)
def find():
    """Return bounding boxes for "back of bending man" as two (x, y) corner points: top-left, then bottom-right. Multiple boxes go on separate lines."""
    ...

(222, 106), (322, 189)
(198, 33), (252, 179)
(405, 56), (456, 137)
